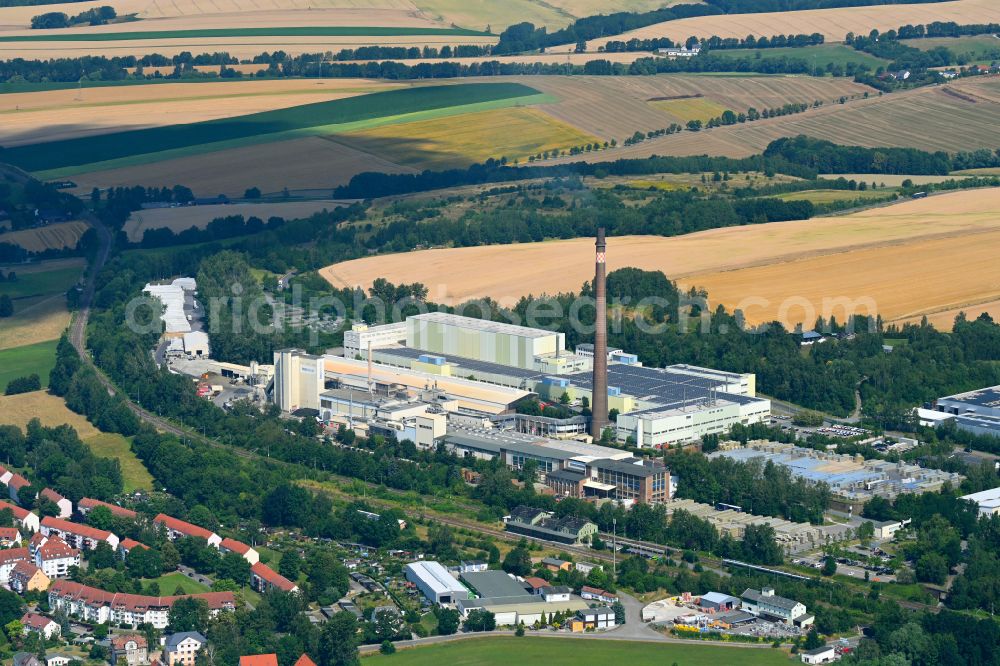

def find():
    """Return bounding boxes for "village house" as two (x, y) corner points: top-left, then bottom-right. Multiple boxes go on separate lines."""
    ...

(163, 631), (207, 666)
(7, 474), (30, 504)
(41, 516), (119, 551)
(21, 612), (60, 640)
(154, 514), (221, 548)
(111, 634), (149, 666)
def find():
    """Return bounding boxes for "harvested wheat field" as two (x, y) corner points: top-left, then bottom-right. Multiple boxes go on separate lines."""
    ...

(0, 79), (398, 147)
(0, 391), (99, 435)
(517, 75), (872, 141)
(123, 200), (349, 241)
(70, 136), (413, 197)
(322, 188), (1000, 327)
(569, 0), (1000, 53)
(0, 295), (72, 349)
(342, 107), (600, 170)
(550, 77), (1000, 161)
(0, 221), (88, 252)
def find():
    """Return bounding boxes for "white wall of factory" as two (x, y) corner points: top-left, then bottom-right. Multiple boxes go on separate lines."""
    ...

(406, 313), (563, 370)
(617, 399), (771, 448)
(344, 322), (407, 359)
(273, 350), (322, 412)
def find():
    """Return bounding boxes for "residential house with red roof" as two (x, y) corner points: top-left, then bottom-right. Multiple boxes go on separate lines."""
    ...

(0, 548), (31, 585)
(239, 655), (278, 666)
(118, 538), (149, 560)
(292, 656), (316, 666)
(154, 514), (221, 548)
(110, 634), (148, 666)
(21, 612), (60, 640)
(8, 561), (49, 594)
(48, 580), (236, 629)
(219, 538), (259, 565)
(580, 586), (619, 604)
(0, 465), (11, 486)
(33, 535), (80, 578)
(7, 474), (30, 504)
(0, 526), (22, 547)
(41, 516), (119, 551)
(39, 489), (72, 519)
(78, 498), (137, 521)
(0, 500), (39, 533)
(250, 562), (298, 594)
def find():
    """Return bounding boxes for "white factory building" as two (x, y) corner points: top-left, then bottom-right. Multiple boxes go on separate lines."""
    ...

(961, 486), (1000, 517)
(404, 561), (469, 604)
(273, 313), (769, 450)
(142, 278), (196, 337)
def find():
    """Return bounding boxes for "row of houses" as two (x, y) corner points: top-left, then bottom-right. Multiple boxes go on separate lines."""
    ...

(152, 513), (298, 594)
(48, 580), (236, 630)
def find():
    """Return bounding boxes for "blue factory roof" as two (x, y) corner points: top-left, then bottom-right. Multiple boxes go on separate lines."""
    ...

(714, 447), (882, 491)
(565, 364), (761, 409)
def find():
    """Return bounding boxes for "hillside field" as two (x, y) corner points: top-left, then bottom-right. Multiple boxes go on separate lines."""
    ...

(6, 83), (541, 176)
(341, 107), (600, 170)
(123, 200), (350, 242)
(0, 258), (83, 349)
(550, 77), (1000, 162)
(0, 340), (58, 390)
(0, 78), (398, 148)
(573, 0), (1000, 52)
(363, 637), (790, 665)
(322, 188), (1000, 328)
(0, 221), (87, 252)
(0, 390), (154, 491)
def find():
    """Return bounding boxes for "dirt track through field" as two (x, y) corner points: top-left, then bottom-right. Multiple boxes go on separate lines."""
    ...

(321, 188), (1000, 327)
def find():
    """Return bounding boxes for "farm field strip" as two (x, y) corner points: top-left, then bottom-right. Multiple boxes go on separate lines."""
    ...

(0, 265), (81, 299)
(0, 25), (491, 42)
(66, 135), (415, 197)
(321, 189), (1000, 329)
(571, 0), (1000, 52)
(37, 91), (553, 180)
(341, 106), (601, 170)
(0, 221), (88, 253)
(649, 97), (730, 123)
(549, 77), (1000, 161)
(712, 44), (888, 69)
(123, 200), (350, 241)
(0, 294), (73, 349)
(510, 74), (871, 141)
(0, 340), (59, 390)
(3, 82), (540, 175)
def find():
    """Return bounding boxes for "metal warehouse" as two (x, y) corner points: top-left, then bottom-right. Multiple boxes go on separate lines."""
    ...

(404, 561), (469, 604)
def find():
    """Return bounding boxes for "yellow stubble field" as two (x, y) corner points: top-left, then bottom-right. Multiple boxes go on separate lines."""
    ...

(321, 188), (1000, 327)
(574, 0), (1000, 52)
(0, 79), (398, 146)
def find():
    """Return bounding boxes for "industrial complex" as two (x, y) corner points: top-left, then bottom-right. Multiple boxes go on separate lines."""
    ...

(931, 384), (1000, 439)
(711, 441), (964, 512)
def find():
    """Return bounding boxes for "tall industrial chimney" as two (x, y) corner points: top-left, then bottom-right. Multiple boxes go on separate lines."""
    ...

(590, 227), (609, 439)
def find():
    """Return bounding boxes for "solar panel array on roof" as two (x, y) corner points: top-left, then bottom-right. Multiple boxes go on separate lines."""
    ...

(374, 346), (545, 382)
(565, 364), (759, 409)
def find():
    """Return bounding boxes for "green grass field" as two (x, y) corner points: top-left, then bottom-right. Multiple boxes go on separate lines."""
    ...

(903, 35), (1000, 62)
(713, 44), (888, 69)
(776, 189), (895, 204)
(85, 433), (154, 492)
(0, 26), (491, 43)
(145, 572), (211, 595)
(0, 340), (58, 390)
(0, 267), (80, 300)
(363, 637), (792, 665)
(5, 83), (540, 174)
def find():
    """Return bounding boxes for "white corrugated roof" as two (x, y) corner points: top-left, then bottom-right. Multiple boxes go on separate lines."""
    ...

(405, 561), (465, 596)
(144, 283), (190, 334)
